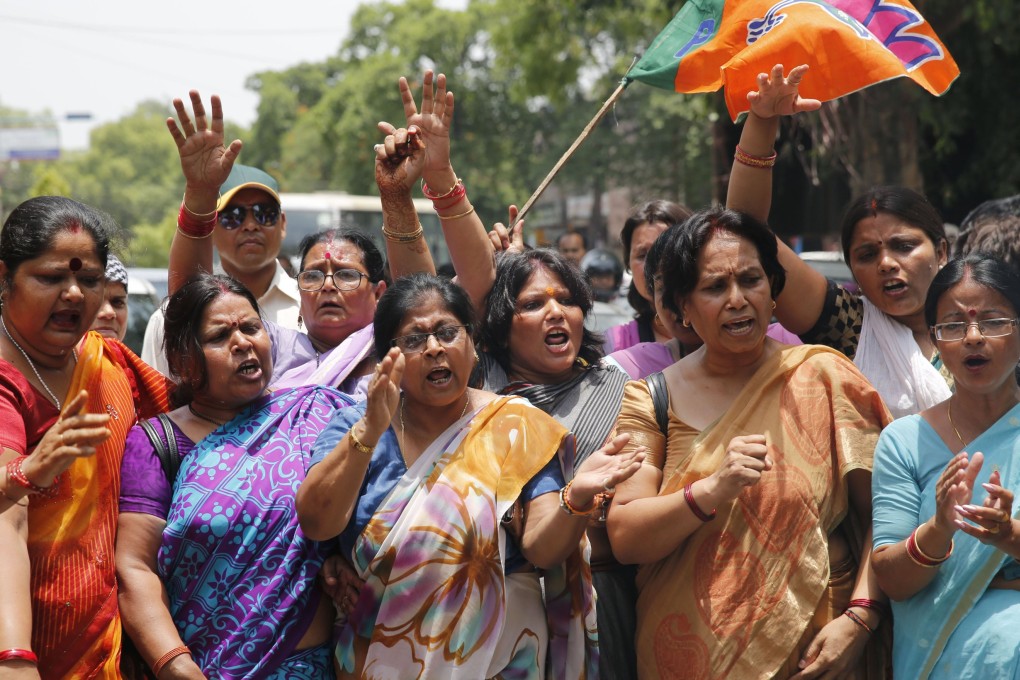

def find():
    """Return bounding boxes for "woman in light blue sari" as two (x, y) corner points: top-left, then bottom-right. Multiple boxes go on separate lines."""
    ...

(873, 254), (1020, 679)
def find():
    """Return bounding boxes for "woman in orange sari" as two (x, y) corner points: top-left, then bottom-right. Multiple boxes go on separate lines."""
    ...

(0, 196), (168, 678)
(608, 209), (891, 679)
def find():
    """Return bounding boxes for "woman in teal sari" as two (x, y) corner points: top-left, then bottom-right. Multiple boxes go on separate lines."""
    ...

(873, 254), (1020, 679)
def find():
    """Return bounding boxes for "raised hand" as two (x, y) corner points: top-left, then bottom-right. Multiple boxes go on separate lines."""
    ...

(374, 123), (427, 196)
(397, 71), (454, 179)
(361, 347), (405, 442)
(570, 434), (645, 507)
(166, 90), (242, 198)
(21, 390), (112, 488)
(705, 434), (772, 503)
(488, 205), (526, 255)
(746, 64), (822, 119)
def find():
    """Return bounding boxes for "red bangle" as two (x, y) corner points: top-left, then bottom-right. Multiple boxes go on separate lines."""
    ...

(177, 202), (216, 238)
(151, 645), (190, 676)
(848, 598), (890, 616)
(734, 145), (777, 169)
(683, 483), (716, 522)
(6, 456), (58, 497)
(905, 526), (953, 567)
(0, 648), (38, 663)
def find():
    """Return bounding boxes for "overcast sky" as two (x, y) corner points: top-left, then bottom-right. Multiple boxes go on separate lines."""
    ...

(0, 0), (429, 150)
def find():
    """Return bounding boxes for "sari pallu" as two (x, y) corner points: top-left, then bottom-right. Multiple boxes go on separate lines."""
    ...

(337, 396), (598, 679)
(159, 386), (354, 679)
(883, 405), (1020, 679)
(30, 332), (169, 679)
(635, 345), (890, 680)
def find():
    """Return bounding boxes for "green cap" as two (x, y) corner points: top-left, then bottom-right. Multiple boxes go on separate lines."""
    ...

(217, 164), (281, 211)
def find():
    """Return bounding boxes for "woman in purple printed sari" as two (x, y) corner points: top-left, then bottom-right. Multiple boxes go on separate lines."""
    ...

(116, 273), (353, 679)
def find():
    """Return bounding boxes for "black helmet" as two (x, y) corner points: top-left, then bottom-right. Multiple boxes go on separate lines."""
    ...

(580, 248), (623, 301)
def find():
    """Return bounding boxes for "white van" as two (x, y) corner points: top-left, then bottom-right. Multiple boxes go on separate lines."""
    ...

(279, 192), (451, 267)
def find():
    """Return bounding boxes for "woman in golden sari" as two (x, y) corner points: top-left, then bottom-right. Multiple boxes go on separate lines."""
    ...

(0, 196), (168, 678)
(608, 208), (891, 679)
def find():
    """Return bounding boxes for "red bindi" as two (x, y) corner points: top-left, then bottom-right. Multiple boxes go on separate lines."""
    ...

(69, 257), (82, 271)
(324, 251), (332, 260)
(967, 308), (978, 318)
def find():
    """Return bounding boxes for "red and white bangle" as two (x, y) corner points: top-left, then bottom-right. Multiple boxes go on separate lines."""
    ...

(6, 456), (58, 498)
(0, 648), (38, 664)
(905, 526), (953, 567)
(683, 483), (716, 522)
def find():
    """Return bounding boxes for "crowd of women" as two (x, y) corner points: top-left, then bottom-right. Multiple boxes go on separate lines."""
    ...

(0, 62), (1018, 680)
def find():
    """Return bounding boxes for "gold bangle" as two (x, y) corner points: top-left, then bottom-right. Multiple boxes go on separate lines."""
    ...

(436, 206), (476, 221)
(734, 145), (777, 169)
(348, 426), (375, 455)
(175, 227), (214, 240)
(421, 177), (462, 200)
(182, 198), (216, 219)
(381, 224), (424, 243)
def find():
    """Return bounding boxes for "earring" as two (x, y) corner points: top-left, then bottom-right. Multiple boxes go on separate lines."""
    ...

(682, 318), (691, 328)
(297, 315), (303, 330)
(771, 301), (777, 310)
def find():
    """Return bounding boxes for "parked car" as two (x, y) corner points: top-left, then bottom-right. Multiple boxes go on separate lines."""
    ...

(798, 251), (858, 293)
(123, 269), (164, 356)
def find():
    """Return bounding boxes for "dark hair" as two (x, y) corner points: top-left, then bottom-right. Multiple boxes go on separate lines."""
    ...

(840, 187), (946, 264)
(163, 273), (262, 407)
(557, 231), (587, 249)
(658, 208), (786, 318)
(298, 228), (387, 284)
(924, 254), (1020, 329)
(482, 249), (603, 372)
(955, 195), (1020, 270)
(644, 221), (684, 295)
(620, 200), (693, 318)
(373, 273), (476, 358)
(1, 196), (114, 278)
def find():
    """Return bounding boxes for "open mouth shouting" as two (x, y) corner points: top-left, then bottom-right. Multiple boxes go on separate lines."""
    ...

(236, 357), (263, 381)
(50, 309), (83, 331)
(722, 316), (756, 336)
(962, 353), (991, 371)
(426, 366), (454, 386)
(881, 279), (909, 297)
(544, 328), (572, 354)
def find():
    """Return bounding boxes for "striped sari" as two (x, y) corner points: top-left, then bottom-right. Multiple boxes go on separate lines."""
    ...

(30, 332), (168, 678)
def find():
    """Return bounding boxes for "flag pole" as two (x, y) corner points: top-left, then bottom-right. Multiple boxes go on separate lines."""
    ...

(513, 74), (634, 226)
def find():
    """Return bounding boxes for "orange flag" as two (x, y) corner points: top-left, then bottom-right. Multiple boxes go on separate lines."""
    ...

(627, 0), (960, 120)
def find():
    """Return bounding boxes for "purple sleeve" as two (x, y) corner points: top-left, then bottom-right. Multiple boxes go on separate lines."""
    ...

(119, 423), (173, 519)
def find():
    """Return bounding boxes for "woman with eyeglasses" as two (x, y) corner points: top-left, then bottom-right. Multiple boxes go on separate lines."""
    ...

(296, 273), (644, 677)
(872, 254), (1020, 679)
(161, 92), (385, 397)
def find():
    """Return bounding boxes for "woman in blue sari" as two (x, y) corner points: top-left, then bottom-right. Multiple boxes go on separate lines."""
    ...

(116, 273), (354, 679)
(873, 254), (1020, 679)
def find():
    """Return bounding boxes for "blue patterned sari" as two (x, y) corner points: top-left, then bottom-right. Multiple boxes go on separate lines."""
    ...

(158, 386), (353, 679)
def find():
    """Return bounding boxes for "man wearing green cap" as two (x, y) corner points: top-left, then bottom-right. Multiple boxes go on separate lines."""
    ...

(140, 164), (301, 374)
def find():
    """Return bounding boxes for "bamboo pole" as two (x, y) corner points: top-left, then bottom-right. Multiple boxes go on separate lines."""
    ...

(513, 77), (633, 226)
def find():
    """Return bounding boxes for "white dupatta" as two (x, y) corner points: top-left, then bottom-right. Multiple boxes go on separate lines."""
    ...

(854, 298), (951, 418)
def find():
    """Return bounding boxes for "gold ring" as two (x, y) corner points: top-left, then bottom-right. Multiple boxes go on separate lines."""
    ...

(602, 477), (616, 494)
(988, 524), (1001, 535)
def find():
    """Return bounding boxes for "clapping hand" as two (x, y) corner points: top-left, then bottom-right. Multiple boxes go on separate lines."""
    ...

(166, 90), (242, 198)
(747, 64), (822, 119)
(954, 463), (1016, 546)
(570, 434), (645, 508)
(933, 451), (981, 535)
(361, 347), (404, 443)
(22, 390), (111, 488)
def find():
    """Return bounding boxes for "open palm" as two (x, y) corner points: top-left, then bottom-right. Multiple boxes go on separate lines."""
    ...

(166, 90), (242, 193)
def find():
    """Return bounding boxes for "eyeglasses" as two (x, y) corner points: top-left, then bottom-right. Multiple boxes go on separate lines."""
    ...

(218, 202), (281, 230)
(297, 269), (367, 292)
(391, 325), (470, 353)
(932, 318), (1019, 341)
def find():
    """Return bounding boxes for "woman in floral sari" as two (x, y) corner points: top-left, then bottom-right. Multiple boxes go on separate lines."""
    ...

(0, 196), (168, 679)
(297, 273), (644, 678)
(872, 254), (1020, 679)
(116, 274), (354, 679)
(608, 209), (892, 679)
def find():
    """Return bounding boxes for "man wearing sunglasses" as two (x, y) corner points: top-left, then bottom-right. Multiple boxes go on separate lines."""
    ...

(141, 164), (301, 374)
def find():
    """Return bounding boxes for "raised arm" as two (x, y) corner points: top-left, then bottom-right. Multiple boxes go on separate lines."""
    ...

(726, 65), (829, 335)
(375, 124), (436, 278)
(393, 71), (495, 307)
(165, 91), (242, 295)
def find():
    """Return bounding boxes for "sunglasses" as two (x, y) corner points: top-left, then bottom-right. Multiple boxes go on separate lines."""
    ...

(218, 202), (281, 230)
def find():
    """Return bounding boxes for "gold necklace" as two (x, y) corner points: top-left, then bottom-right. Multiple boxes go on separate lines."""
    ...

(946, 399), (967, 448)
(399, 394), (470, 453)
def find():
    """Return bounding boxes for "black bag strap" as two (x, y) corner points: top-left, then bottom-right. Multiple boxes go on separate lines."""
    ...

(644, 371), (670, 437)
(137, 414), (182, 485)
